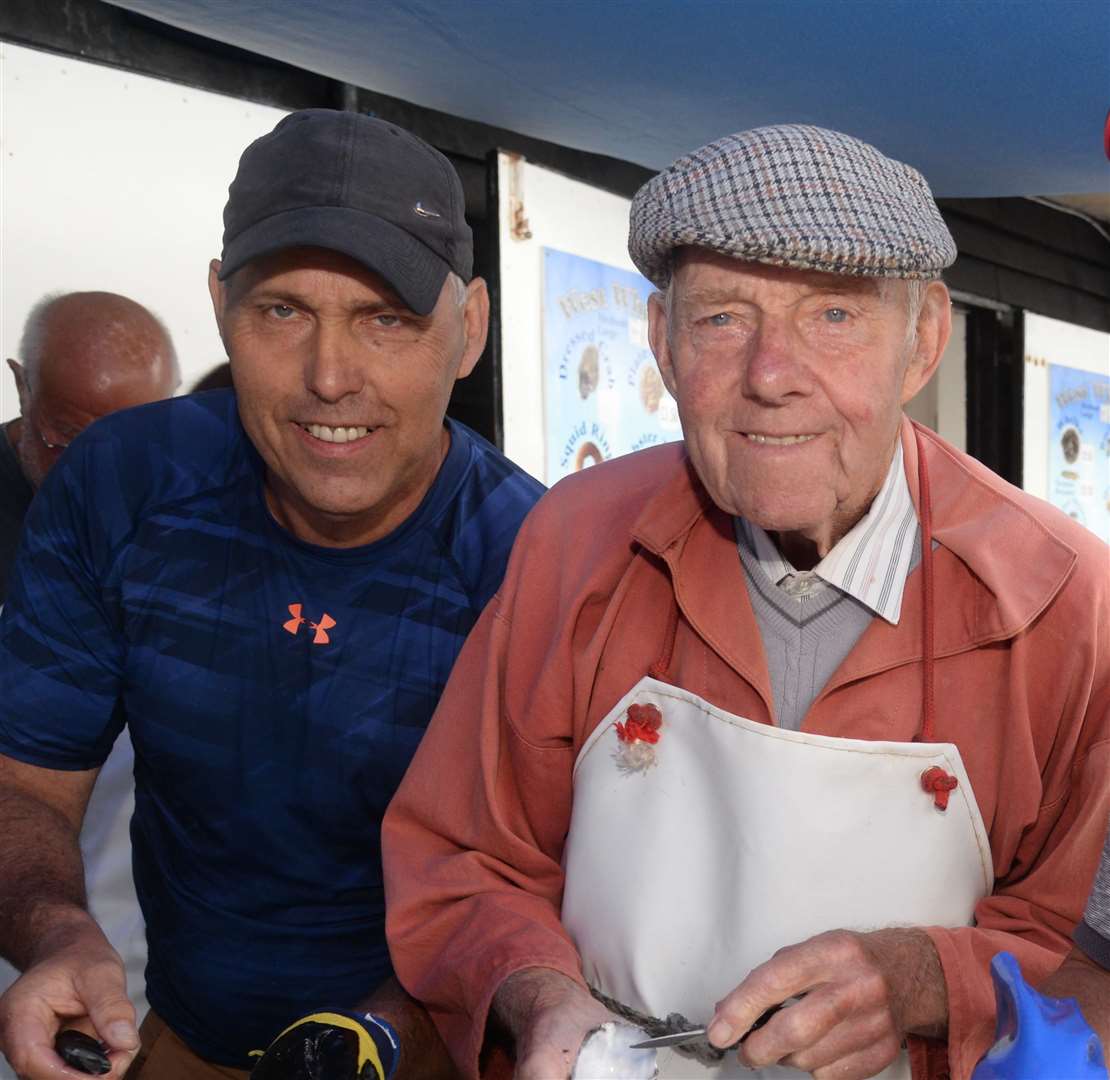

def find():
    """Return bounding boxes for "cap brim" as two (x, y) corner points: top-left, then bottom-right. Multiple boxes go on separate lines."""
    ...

(218, 206), (449, 315)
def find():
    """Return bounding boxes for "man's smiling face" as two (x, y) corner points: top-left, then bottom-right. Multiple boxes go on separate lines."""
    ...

(210, 246), (487, 548)
(650, 249), (949, 559)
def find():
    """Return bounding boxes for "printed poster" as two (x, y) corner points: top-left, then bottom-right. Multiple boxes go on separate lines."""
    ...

(1047, 363), (1110, 543)
(542, 247), (681, 484)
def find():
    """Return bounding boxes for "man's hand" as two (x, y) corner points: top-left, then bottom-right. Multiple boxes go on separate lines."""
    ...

(491, 968), (614, 1080)
(0, 914), (138, 1079)
(707, 929), (947, 1080)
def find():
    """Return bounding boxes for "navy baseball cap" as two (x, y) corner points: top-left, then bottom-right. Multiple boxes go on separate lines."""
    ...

(218, 109), (473, 315)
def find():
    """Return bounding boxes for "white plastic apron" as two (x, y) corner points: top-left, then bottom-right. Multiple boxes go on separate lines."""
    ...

(562, 677), (993, 1079)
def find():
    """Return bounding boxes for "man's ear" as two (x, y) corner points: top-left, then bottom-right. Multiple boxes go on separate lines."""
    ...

(455, 277), (490, 381)
(6, 359), (29, 413)
(901, 281), (952, 405)
(208, 259), (228, 338)
(648, 291), (678, 399)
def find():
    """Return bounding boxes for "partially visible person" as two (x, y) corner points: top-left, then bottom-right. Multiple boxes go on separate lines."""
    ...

(0, 291), (180, 600)
(191, 361), (233, 393)
(0, 291), (179, 1080)
(1042, 822), (1110, 1048)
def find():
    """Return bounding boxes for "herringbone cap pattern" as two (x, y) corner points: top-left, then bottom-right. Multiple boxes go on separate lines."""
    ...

(628, 124), (956, 288)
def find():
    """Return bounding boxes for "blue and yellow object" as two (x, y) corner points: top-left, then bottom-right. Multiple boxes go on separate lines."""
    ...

(249, 1010), (399, 1080)
(971, 951), (1106, 1079)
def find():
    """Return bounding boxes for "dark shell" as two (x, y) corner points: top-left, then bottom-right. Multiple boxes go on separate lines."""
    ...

(55, 1029), (111, 1075)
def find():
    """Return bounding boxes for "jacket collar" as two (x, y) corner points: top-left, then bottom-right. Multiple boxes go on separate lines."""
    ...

(630, 418), (1078, 681)
(629, 448), (713, 557)
(901, 417), (1077, 645)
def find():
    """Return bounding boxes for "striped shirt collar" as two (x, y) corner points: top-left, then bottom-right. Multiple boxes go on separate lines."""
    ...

(735, 442), (919, 625)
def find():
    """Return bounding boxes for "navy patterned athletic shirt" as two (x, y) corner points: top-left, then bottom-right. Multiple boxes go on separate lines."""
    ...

(0, 389), (543, 1066)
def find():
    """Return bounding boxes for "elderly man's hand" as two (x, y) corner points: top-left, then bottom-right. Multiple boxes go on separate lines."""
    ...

(491, 968), (615, 1080)
(708, 929), (947, 1080)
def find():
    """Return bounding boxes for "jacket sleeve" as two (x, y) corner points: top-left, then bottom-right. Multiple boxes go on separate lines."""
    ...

(925, 692), (1110, 1077)
(382, 500), (590, 1079)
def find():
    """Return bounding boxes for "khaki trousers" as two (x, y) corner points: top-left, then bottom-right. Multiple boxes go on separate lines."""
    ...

(124, 1010), (251, 1080)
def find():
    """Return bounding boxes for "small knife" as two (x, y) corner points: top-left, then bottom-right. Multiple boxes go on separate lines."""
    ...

(629, 1028), (711, 1049)
(629, 1002), (786, 1050)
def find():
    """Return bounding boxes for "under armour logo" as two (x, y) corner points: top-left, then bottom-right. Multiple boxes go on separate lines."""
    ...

(282, 603), (336, 645)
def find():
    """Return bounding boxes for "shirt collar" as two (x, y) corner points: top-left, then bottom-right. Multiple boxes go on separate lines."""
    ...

(736, 442), (919, 625)
(631, 419), (1080, 650)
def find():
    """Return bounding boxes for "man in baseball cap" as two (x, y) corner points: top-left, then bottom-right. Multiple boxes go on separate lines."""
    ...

(218, 109), (474, 315)
(0, 109), (543, 1079)
(383, 125), (1110, 1079)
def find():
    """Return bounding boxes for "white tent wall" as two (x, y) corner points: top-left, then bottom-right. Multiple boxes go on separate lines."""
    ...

(0, 43), (288, 417)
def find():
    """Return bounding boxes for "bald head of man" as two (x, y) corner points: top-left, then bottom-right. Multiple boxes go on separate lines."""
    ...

(7, 291), (180, 488)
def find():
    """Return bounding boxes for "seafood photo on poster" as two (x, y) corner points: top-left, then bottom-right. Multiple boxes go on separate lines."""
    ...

(541, 247), (681, 484)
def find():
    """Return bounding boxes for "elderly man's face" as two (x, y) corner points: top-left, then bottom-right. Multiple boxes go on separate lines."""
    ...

(650, 251), (949, 556)
(209, 247), (488, 548)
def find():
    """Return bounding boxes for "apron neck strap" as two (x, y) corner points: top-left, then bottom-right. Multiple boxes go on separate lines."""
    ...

(914, 425), (937, 744)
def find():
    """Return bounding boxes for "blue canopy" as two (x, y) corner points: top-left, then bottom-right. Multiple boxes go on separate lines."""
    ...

(107, 0), (1109, 197)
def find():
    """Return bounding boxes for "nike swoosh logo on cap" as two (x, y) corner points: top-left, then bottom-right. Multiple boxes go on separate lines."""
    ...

(413, 202), (442, 218)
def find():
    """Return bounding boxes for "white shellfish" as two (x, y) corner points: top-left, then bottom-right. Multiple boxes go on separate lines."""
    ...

(572, 1021), (659, 1079)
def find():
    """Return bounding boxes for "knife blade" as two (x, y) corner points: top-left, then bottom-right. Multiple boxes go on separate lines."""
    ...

(628, 1027), (708, 1049)
(628, 1002), (786, 1050)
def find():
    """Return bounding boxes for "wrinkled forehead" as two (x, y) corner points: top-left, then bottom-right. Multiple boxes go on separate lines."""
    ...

(668, 247), (905, 304)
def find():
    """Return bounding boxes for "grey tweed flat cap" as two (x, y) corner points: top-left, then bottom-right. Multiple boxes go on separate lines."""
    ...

(629, 124), (956, 288)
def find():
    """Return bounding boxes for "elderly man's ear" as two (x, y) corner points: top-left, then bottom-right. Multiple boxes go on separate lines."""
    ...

(647, 291), (677, 399)
(900, 282), (952, 405)
(6, 358), (29, 413)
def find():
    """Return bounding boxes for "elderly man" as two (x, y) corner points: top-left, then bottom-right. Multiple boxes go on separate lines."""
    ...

(383, 126), (1110, 1080)
(0, 109), (542, 1080)
(0, 291), (179, 600)
(0, 292), (179, 1079)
